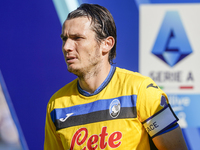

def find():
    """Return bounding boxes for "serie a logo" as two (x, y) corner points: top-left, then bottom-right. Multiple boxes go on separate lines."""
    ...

(152, 11), (193, 67)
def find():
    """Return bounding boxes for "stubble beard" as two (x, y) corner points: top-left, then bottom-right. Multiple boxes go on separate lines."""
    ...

(67, 47), (102, 80)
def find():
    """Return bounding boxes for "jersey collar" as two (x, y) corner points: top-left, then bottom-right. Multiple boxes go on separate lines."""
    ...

(77, 66), (116, 96)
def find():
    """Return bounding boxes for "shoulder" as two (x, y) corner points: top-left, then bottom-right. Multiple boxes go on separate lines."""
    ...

(53, 79), (77, 97)
(114, 67), (151, 86)
(46, 79), (78, 110)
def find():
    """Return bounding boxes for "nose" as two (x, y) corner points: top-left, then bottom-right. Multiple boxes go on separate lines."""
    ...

(62, 38), (74, 53)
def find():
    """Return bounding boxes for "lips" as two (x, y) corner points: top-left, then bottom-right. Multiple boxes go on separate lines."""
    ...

(66, 55), (77, 63)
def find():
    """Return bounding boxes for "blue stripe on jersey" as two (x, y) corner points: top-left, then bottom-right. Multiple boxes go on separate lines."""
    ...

(50, 95), (137, 123)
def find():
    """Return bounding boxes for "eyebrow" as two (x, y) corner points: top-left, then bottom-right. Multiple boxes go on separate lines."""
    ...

(60, 33), (84, 39)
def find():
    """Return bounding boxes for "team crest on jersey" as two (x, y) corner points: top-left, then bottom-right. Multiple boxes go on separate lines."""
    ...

(109, 99), (121, 118)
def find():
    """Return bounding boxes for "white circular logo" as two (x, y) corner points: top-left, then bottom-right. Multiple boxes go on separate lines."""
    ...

(109, 99), (121, 118)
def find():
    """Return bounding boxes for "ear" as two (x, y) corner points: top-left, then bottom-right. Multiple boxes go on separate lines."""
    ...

(101, 36), (115, 54)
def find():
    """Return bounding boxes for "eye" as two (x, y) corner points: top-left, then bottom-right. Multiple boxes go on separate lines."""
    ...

(61, 37), (67, 42)
(75, 37), (80, 39)
(73, 36), (82, 41)
(60, 34), (68, 42)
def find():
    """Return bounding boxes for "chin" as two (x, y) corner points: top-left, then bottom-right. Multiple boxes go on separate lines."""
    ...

(67, 65), (81, 76)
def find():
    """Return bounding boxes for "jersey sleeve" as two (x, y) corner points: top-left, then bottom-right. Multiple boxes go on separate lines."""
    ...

(136, 77), (178, 138)
(44, 102), (64, 150)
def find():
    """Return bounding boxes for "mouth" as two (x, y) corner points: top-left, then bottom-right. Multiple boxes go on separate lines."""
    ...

(66, 56), (77, 63)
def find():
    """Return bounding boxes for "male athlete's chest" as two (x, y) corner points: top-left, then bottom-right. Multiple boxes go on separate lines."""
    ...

(52, 95), (145, 149)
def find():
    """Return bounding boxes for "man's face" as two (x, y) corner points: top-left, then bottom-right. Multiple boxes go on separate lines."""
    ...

(61, 17), (102, 76)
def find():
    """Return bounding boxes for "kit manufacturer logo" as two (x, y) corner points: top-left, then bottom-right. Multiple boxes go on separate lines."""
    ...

(151, 11), (193, 67)
(59, 113), (74, 122)
(147, 83), (158, 89)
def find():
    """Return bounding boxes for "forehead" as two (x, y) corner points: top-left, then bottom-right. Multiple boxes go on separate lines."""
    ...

(62, 17), (93, 35)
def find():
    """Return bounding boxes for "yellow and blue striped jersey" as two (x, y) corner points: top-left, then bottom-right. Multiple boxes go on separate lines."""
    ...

(44, 66), (178, 150)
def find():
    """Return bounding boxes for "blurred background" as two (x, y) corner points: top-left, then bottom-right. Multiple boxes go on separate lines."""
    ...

(1, 0), (200, 149)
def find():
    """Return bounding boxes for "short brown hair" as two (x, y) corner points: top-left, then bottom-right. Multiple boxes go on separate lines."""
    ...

(66, 3), (117, 64)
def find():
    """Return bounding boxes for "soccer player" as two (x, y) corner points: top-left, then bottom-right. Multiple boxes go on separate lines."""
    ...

(44, 3), (188, 150)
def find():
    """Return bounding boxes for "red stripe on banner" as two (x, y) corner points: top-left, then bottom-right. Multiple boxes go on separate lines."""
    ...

(179, 86), (193, 89)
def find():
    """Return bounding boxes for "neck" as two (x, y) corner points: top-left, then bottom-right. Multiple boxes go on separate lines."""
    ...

(78, 63), (111, 94)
